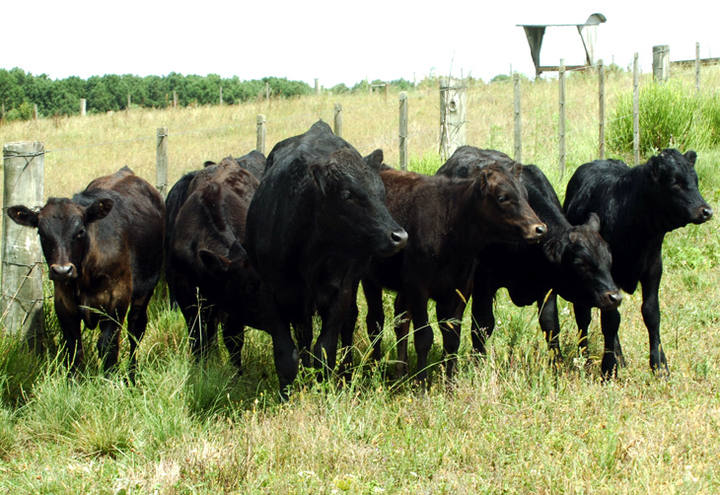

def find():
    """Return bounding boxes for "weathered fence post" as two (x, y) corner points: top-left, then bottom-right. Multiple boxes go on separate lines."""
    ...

(598, 60), (605, 159)
(256, 114), (266, 155)
(33, 104), (39, 120)
(80, 98), (87, 116)
(333, 104), (343, 137)
(633, 53), (640, 165)
(695, 42), (701, 93)
(156, 128), (168, 197)
(314, 79), (320, 95)
(439, 77), (466, 161)
(1, 142), (45, 344)
(265, 82), (270, 101)
(513, 73), (522, 163)
(172, 91), (178, 108)
(399, 91), (408, 171)
(558, 60), (566, 178)
(653, 45), (670, 82)
(219, 86), (223, 105)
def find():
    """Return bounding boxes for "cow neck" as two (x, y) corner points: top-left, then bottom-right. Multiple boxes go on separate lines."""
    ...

(450, 179), (490, 256)
(606, 165), (667, 249)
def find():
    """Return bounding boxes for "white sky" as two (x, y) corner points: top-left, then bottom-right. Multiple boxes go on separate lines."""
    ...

(1, 1), (717, 86)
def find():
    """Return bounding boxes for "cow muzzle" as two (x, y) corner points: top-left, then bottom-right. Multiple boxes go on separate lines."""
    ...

(600, 289), (623, 310)
(525, 223), (547, 243)
(692, 205), (713, 224)
(49, 263), (77, 281)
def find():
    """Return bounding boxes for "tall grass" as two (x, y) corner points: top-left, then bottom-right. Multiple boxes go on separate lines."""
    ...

(0, 65), (719, 492)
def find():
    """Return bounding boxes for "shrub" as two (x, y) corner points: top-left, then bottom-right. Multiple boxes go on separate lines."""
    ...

(607, 82), (716, 155)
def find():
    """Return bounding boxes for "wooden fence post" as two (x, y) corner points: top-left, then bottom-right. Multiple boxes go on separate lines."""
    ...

(314, 79), (320, 95)
(633, 53), (640, 165)
(439, 77), (466, 161)
(653, 45), (670, 82)
(598, 60), (605, 159)
(695, 42), (701, 93)
(33, 104), (39, 120)
(399, 91), (408, 171)
(173, 91), (178, 108)
(558, 60), (566, 178)
(219, 86), (223, 105)
(80, 98), (86, 116)
(334, 104), (343, 137)
(256, 114), (266, 155)
(513, 73), (522, 163)
(1, 142), (45, 344)
(156, 128), (168, 197)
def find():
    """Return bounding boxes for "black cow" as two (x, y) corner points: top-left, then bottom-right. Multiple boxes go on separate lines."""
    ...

(245, 121), (408, 393)
(7, 167), (164, 379)
(362, 161), (547, 379)
(436, 146), (621, 360)
(564, 149), (713, 376)
(165, 155), (270, 371)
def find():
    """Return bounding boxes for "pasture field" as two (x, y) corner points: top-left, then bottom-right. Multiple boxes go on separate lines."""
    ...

(0, 67), (719, 493)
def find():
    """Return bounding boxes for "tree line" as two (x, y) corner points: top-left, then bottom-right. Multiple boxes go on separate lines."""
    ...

(0, 68), (316, 121)
(0, 68), (423, 122)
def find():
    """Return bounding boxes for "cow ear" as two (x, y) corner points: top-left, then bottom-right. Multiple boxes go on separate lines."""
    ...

(475, 169), (489, 195)
(542, 236), (563, 264)
(510, 162), (522, 179)
(203, 160), (217, 168)
(685, 150), (697, 167)
(585, 212), (601, 232)
(364, 149), (384, 171)
(648, 155), (661, 181)
(7, 205), (39, 228)
(310, 163), (331, 196)
(199, 248), (231, 274)
(84, 198), (114, 224)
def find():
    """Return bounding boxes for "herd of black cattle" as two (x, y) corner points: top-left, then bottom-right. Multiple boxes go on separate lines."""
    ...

(7, 120), (714, 396)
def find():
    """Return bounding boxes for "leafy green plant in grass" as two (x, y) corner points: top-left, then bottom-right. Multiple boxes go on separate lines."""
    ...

(607, 81), (716, 156)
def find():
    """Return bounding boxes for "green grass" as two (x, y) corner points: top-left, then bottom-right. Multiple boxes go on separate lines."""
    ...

(1, 65), (719, 493)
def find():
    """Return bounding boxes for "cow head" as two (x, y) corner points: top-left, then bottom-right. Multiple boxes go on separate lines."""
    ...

(7, 197), (113, 281)
(310, 148), (407, 257)
(471, 163), (546, 243)
(648, 149), (713, 229)
(543, 213), (622, 310)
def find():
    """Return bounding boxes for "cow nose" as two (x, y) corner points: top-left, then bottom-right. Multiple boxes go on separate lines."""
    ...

(605, 290), (623, 308)
(527, 223), (546, 242)
(390, 229), (408, 249)
(50, 264), (74, 278)
(701, 206), (713, 221)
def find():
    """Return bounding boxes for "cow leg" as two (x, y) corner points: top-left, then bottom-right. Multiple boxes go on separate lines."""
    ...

(408, 294), (433, 383)
(270, 322), (299, 400)
(641, 263), (667, 374)
(97, 308), (125, 374)
(470, 279), (495, 355)
(56, 305), (84, 373)
(363, 280), (386, 361)
(126, 297), (151, 382)
(313, 297), (349, 377)
(436, 296), (465, 378)
(392, 292), (411, 377)
(599, 308), (621, 378)
(338, 294), (359, 377)
(293, 318), (314, 368)
(573, 303), (592, 357)
(223, 313), (245, 373)
(537, 292), (563, 365)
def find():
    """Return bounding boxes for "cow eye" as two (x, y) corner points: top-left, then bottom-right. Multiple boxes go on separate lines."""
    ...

(497, 194), (508, 203)
(74, 228), (86, 240)
(341, 190), (351, 201)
